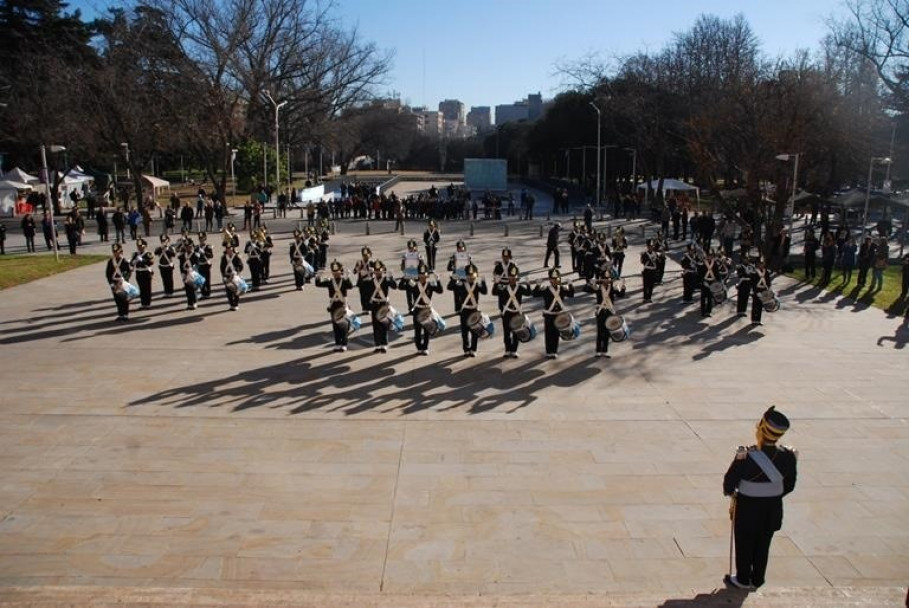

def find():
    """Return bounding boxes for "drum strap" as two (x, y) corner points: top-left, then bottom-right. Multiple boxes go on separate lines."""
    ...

(595, 285), (614, 314)
(504, 286), (521, 313)
(331, 278), (345, 303)
(371, 282), (387, 303)
(756, 270), (768, 290)
(460, 283), (479, 312)
(415, 282), (432, 307)
(705, 260), (715, 282)
(110, 257), (123, 280)
(545, 286), (565, 315)
(224, 254), (236, 276)
(292, 242), (305, 260)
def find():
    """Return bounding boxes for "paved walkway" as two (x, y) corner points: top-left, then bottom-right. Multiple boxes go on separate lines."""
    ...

(0, 183), (906, 606)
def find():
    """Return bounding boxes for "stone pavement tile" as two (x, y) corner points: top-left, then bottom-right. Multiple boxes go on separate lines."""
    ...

(605, 556), (724, 587)
(674, 535), (801, 559)
(809, 555), (864, 584)
(841, 555), (909, 580)
(581, 537), (681, 560)
(763, 556), (832, 587)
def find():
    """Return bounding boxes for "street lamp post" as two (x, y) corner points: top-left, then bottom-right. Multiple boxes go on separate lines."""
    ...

(40, 144), (66, 262)
(624, 147), (637, 198)
(861, 156), (892, 240)
(121, 142), (130, 180)
(264, 91), (287, 200)
(230, 148), (238, 202)
(775, 153), (800, 235)
(589, 102), (601, 211)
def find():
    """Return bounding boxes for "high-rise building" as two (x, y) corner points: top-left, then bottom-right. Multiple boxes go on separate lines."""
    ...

(467, 106), (492, 133)
(495, 92), (546, 126)
(438, 99), (466, 126)
(419, 109), (443, 137)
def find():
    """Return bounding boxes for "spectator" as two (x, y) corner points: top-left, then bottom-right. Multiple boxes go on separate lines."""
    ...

(21, 213), (37, 253)
(841, 236), (857, 285)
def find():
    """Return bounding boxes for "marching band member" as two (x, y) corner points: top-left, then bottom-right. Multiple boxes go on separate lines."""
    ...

(568, 221), (583, 272)
(315, 260), (355, 352)
(195, 232), (214, 299)
(492, 264), (531, 358)
(400, 239), (424, 308)
(245, 229), (263, 290)
(640, 239), (658, 303)
(398, 263), (443, 355)
(304, 227), (319, 273)
(544, 222), (561, 268)
(154, 234), (177, 297)
(354, 246), (375, 313)
(749, 258), (773, 326)
(584, 232), (611, 281)
(288, 229), (311, 291)
(260, 225), (274, 284)
(723, 406), (797, 590)
(654, 230), (668, 284)
(363, 260), (398, 353)
(612, 226), (628, 276)
(698, 250), (719, 318)
(423, 220), (440, 270)
(130, 238), (155, 309)
(178, 238), (200, 310)
(493, 247), (518, 287)
(533, 268), (575, 359)
(222, 223), (240, 249)
(220, 242), (244, 311)
(317, 221), (330, 270)
(680, 244), (699, 303)
(735, 258), (755, 318)
(447, 240), (473, 310)
(584, 273), (616, 358)
(447, 263), (488, 357)
(106, 243), (132, 322)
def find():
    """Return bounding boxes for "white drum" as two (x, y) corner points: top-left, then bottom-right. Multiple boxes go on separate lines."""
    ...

(604, 314), (629, 342)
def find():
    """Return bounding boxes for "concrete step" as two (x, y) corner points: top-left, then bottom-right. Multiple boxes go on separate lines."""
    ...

(0, 586), (905, 608)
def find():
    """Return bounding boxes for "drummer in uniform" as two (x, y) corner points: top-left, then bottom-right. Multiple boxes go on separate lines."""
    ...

(178, 237), (200, 310)
(447, 239), (473, 310)
(533, 268), (576, 359)
(220, 242), (244, 311)
(584, 272), (617, 358)
(130, 238), (155, 309)
(259, 225), (274, 284)
(448, 263), (488, 357)
(698, 249), (719, 318)
(749, 258), (773, 326)
(400, 238), (424, 308)
(492, 264), (532, 358)
(354, 246), (375, 313)
(195, 232), (214, 299)
(398, 263), (443, 355)
(680, 243), (699, 304)
(641, 239), (658, 303)
(154, 234), (177, 297)
(493, 247), (518, 287)
(362, 260), (398, 353)
(289, 229), (311, 291)
(315, 260), (355, 352)
(245, 229), (263, 290)
(612, 226), (628, 277)
(423, 220), (441, 270)
(735, 257), (755, 317)
(106, 242), (133, 322)
(723, 406), (797, 590)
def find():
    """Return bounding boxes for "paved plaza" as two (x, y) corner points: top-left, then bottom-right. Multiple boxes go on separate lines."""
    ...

(0, 183), (906, 606)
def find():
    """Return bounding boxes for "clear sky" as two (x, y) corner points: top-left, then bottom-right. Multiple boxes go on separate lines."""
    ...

(68, 0), (846, 113)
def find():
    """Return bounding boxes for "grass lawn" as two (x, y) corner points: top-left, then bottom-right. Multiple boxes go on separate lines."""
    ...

(0, 253), (108, 290)
(786, 264), (907, 314)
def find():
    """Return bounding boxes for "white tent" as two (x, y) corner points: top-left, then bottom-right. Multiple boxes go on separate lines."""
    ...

(0, 179), (33, 217)
(3, 167), (39, 184)
(142, 174), (170, 196)
(637, 178), (699, 192)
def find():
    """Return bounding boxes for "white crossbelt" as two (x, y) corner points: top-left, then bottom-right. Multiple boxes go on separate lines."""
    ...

(595, 285), (614, 314)
(331, 278), (345, 303)
(415, 282), (433, 308)
(737, 450), (784, 498)
(370, 282), (387, 304)
(504, 285), (521, 313)
(544, 285), (566, 315)
(460, 282), (479, 312)
(756, 270), (768, 290)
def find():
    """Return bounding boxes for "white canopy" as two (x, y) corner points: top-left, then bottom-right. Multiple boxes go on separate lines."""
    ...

(0, 179), (32, 216)
(637, 178), (699, 192)
(142, 174), (170, 191)
(4, 167), (39, 183)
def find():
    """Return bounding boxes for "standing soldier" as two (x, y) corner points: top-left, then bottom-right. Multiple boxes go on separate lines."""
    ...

(245, 230), (263, 291)
(178, 238), (201, 310)
(130, 238), (155, 309)
(698, 250), (719, 318)
(723, 406), (797, 591)
(533, 268), (576, 359)
(493, 247), (518, 287)
(155, 234), (177, 297)
(315, 260), (355, 352)
(220, 243), (245, 311)
(680, 243), (699, 304)
(400, 238), (424, 308)
(585, 274), (617, 358)
(611, 226), (628, 277)
(260, 225), (274, 284)
(423, 220), (440, 270)
(492, 265), (532, 358)
(448, 263), (488, 357)
(735, 257), (755, 318)
(749, 258), (773, 326)
(354, 246), (375, 313)
(289, 229), (312, 291)
(544, 222), (561, 268)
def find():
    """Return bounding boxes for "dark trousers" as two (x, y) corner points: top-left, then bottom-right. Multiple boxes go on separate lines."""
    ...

(412, 309), (430, 351)
(821, 260), (835, 284)
(261, 253), (271, 281)
(248, 259), (262, 289)
(700, 283), (714, 316)
(595, 310), (611, 353)
(656, 256), (666, 283)
(294, 268), (308, 290)
(613, 253), (625, 276)
(459, 309), (479, 353)
(751, 292), (764, 323)
(804, 254), (816, 279)
(25, 236), (35, 252)
(332, 320), (349, 346)
(135, 271), (153, 307)
(183, 283), (197, 307)
(425, 247), (437, 270)
(545, 247), (560, 267)
(642, 269), (656, 301)
(543, 314), (560, 355)
(225, 286), (239, 308)
(359, 286), (371, 313)
(198, 265), (212, 297)
(160, 266), (174, 295)
(113, 292), (130, 318)
(736, 282), (751, 315)
(734, 497), (782, 588)
(682, 272), (697, 302)
(501, 310), (519, 353)
(371, 308), (389, 347)
(857, 263), (870, 286)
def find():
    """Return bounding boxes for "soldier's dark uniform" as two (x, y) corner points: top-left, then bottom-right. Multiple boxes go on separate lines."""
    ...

(447, 264), (488, 356)
(723, 407), (798, 590)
